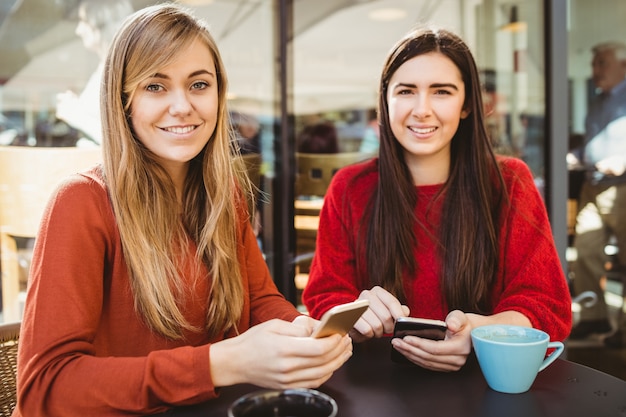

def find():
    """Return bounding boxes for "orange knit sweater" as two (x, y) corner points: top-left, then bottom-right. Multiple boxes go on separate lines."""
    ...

(14, 166), (300, 416)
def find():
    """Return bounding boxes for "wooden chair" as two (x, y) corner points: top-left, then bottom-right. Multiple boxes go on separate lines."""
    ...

(293, 152), (376, 303)
(295, 152), (375, 199)
(0, 146), (102, 321)
(0, 321), (20, 417)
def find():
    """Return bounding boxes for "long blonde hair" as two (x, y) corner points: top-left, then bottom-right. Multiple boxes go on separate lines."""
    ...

(101, 3), (252, 339)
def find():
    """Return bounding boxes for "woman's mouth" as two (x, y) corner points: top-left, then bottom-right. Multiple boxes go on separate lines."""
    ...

(409, 126), (436, 134)
(161, 125), (198, 134)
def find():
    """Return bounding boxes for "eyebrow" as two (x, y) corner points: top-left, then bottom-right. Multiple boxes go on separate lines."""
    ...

(152, 69), (215, 79)
(393, 82), (459, 91)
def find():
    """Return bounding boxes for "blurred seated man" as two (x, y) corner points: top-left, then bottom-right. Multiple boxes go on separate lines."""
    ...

(568, 41), (626, 346)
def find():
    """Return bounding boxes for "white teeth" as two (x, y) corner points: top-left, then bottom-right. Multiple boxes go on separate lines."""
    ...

(164, 126), (195, 134)
(409, 126), (436, 134)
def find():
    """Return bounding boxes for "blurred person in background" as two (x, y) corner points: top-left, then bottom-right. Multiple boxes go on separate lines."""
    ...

(231, 110), (261, 154)
(359, 109), (380, 153)
(568, 41), (626, 346)
(56, 0), (133, 145)
(297, 121), (339, 154)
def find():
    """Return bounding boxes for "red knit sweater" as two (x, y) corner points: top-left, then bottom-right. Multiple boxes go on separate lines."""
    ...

(14, 166), (300, 416)
(303, 156), (572, 342)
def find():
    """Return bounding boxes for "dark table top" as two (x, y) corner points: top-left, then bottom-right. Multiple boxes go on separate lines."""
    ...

(156, 337), (626, 417)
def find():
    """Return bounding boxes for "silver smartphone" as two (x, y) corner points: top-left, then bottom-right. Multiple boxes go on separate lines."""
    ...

(311, 299), (370, 338)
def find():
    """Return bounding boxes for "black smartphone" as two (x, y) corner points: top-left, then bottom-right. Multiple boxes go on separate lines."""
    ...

(391, 317), (447, 364)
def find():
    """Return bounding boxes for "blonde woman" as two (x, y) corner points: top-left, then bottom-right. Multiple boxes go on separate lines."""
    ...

(15, 4), (352, 416)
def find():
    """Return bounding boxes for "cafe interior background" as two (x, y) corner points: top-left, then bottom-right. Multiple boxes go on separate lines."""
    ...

(1, 0), (625, 376)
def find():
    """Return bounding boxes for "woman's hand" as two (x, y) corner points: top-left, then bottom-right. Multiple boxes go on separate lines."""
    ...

(350, 286), (410, 342)
(390, 309), (532, 372)
(390, 310), (472, 372)
(210, 319), (353, 389)
(292, 314), (319, 333)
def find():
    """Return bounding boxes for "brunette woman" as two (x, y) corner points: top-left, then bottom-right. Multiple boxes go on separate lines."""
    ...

(303, 26), (571, 371)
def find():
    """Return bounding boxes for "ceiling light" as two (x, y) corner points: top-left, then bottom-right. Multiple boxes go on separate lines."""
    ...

(500, 6), (527, 32)
(368, 8), (407, 22)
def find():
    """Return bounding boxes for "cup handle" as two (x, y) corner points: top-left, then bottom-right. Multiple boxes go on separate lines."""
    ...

(538, 341), (564, 372)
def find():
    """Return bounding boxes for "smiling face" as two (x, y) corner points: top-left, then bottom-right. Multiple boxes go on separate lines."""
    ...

(387, 52), (469, 184)
(129, 38), (218, 180)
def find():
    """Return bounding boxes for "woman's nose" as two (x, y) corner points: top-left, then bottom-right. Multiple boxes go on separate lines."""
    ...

(169, 91), (192, 116)
(411, 95), (432, 118)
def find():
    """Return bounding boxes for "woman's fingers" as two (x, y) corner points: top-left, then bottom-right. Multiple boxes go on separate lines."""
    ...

(355, 286), (406, 337)
(391, 333), (470, 371)
(229, 320), (353, 388)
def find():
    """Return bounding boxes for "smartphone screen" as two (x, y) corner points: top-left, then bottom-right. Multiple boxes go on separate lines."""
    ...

(311, 299), (369, 338)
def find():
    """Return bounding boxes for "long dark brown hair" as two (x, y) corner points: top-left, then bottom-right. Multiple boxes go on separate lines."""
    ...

(357, 26), (507, 314)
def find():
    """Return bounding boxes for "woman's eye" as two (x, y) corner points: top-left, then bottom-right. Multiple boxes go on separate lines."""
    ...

(146, 83), (163, 92)
(191, 81), (209, 90)
(397, 88), (412, 95)
(435, 89), (452, 95)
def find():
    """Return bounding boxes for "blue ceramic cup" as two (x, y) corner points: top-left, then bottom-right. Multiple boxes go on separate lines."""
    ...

(471, 325), (564, 394)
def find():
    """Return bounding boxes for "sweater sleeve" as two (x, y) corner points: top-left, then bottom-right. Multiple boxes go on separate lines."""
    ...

(492, 158), (572, 341)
